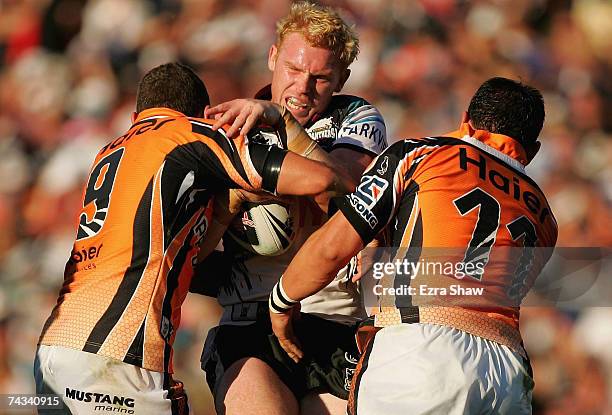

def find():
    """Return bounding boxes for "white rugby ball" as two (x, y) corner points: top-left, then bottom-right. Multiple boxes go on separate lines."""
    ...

(226, 201), (296, 256)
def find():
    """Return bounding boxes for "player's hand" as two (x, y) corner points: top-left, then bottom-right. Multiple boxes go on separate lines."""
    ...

(205, 99), (283, 138)
(270, 306), (304, 363)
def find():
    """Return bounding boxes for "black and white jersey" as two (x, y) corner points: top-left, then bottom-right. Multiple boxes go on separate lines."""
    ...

(218, 93), (387, 324)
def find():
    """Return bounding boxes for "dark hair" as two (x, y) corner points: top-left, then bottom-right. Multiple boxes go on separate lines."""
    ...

(467, 77), (544, 145)
(136, 62), (209, 117)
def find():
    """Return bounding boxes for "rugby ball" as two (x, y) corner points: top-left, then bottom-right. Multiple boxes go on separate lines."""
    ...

(225, 201), (296, 256)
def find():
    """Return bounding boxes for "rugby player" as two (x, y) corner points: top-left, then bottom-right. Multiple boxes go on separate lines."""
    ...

(270, 77), (558, 414)
(34, 62), (350, 415)
(193, 2), (387, 414)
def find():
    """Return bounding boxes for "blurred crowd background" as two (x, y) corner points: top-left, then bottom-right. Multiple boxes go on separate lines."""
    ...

(0, 0), (611, 413)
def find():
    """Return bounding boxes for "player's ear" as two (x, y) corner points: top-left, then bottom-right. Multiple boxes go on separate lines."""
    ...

(461, 111), (477, 136)
(525, 141), (541, 164)
(268, 44), (278, 72)
(132, 112), (138, 123)
(335, 68), (350, 92)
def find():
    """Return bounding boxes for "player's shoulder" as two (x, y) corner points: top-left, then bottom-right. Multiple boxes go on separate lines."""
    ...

(185, 117), (250, 145)
(188, 117), (276, 145)
(186, 117), (216, 134)
(374, 136), (467, 172)
(328, 94), (373, 110)
(388, 135), (464, 152)
(308, 94), (387, 152)
(323, 94), (383, 120)
(97, 113), (193, 157)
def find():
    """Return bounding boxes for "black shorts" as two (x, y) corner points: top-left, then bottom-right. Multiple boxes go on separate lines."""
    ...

(201, 309), (359, 401)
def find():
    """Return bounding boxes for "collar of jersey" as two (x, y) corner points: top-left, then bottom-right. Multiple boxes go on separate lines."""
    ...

(254, 84), (272, 100)
(446, 122), (528, 168)
(134, 107), (185, 123)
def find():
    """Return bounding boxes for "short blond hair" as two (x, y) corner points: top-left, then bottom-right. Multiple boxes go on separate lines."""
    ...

(276, 1), (360, 69)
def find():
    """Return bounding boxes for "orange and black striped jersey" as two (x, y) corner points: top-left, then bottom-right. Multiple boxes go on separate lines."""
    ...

(334, 123), (558, 354)
(39, 108), (286, 373)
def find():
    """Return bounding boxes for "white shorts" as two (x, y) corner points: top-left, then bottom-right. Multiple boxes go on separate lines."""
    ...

(352, 324), (533, 415)
(34, 345), (188, 415)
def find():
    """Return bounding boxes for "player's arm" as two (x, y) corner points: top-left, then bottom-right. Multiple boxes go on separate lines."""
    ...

(268, 211), (364, 362)
(283, 141), (411, 291)
(206, 99), (358, 189)
(269, 142), (407, 361)
(248, 143), (351, 212)
(279, 212), (366, 298)
(193, 115), (351, 210)
(328, 147), (374, 184)
(192, 148), (345, 265)
(195, 189), (244, 263)
(191, 118), (352, 262)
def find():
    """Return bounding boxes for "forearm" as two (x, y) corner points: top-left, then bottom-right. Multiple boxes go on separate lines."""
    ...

(271, 212), (364, 307)
(282, 230), (341, 300)
(196, 190), (242, 262)
(274, 153), (351, 213)
(311, 168), (352, 213)
(269, 232), (339, 313)
(280, 106), (329, 164)
(268, 211), (365, 363)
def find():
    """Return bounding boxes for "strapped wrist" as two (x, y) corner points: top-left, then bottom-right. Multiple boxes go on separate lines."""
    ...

(269, 276), (299, 314)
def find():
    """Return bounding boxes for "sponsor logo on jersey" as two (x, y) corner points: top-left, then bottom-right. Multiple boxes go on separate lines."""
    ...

(343, 352), (358, 391)
(192, 210), (209, 243)
(354, 175), (389, 209)
(344, 367), (356, 392)
(341, 123), (385, 148)
(307, 116), (337, 139)
(458, 147), (553, 225)
(349, 195), (378, 229)
(344, 352), (359, 364)
(307, 117), (338, 150)
(350, 175), (388, 229)
(65, 388), (135, 413)
(68, 244), (103, 266)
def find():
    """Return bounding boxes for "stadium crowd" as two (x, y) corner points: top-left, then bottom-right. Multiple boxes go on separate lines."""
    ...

(0, 0), (610, 413)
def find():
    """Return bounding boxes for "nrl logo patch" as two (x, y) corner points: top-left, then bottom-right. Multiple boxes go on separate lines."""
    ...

(377, 156), (389, 175)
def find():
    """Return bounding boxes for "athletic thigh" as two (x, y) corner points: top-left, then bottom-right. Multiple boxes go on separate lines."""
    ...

(202, 322), (306, 395)
(217, 357), (299, 415)
(201, 315), (359, 412)
(301, 391), (348, 415)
